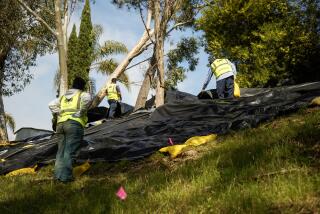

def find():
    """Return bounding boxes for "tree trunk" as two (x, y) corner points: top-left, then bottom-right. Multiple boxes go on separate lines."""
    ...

(0, 95), (8, 142)
(0, 54), (8, 142)
(62, 1), (69, 52)
(90, 11), (154, 108)
(154, 0), (165, 107)
(134, 54), (157, 111)
(55, 0), (68, 96)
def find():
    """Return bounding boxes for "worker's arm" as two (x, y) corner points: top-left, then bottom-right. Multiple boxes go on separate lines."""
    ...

(202, 69), (213, 90)
(48, 98), (60, 114)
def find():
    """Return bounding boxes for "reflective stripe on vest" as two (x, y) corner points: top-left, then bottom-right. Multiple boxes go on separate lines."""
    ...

(211, 59), (233, 78)
(107, 83), (119, 101)
(57, 91), (88, 127)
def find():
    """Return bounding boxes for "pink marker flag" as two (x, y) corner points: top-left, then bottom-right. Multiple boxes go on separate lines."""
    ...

(116, 186), (127, 200)
(168, 138), (174, 146)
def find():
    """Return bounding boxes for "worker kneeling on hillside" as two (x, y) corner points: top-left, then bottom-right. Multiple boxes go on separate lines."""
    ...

(202, 58), (237, 99)
(48, 77), (91, 182)
(106, 78), (122, 119)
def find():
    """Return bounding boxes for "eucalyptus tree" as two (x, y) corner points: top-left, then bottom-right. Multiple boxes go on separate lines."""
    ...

(90, 5), (154, 108)
(0, 0), (55, 141)
(17, 0), (78, 95)
(111, 0), (203, 109)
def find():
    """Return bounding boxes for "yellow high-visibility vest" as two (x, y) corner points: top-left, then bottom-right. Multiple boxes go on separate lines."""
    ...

(107, 83), (120, 101)
(211, 59), (233, 78)
(57, 91), (87, 127)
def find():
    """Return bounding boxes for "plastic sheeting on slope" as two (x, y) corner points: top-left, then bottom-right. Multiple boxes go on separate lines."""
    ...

(0, 82), (319, 175)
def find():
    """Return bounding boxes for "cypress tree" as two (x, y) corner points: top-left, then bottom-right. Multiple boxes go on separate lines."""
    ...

(77, 0), (94, 86)
(67, 24), (79, 87)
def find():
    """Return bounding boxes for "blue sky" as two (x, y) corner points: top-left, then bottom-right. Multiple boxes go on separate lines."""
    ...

(4, 1), (214, 140)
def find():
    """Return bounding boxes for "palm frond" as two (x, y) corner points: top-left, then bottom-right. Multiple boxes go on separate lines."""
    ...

(92, 25), (104, 62)
(118, 72), (131, 91)
(100, 40), (128, 57)
(97, 59), (118, 75)
(5, 113), (15, 132)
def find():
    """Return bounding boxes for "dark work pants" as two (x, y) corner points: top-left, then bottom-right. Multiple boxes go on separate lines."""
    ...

(55, 120), (84, 182)
(216, 76), (234, 99)
(108, 99), (118, 118)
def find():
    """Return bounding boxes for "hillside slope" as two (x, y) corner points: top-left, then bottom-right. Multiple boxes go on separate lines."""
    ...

(0, 107), (319, 213)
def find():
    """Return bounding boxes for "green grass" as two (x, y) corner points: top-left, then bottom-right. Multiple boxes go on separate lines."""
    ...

(0, 107), (319, 213)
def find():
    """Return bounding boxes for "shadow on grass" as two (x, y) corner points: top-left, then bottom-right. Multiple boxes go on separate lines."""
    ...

(0, 177), (115, 214)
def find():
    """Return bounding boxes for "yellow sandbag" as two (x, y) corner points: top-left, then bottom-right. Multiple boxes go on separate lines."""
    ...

(310, 97), (320, 106)
(6, 165), (37, 177)
(73, 161), (91, 178)
(0, 141), (16, 147)
(234, 81), (240, 98)
(159, 134), (218, 158)
(185, 134), (217, 146)
(159, 145), (187, 159)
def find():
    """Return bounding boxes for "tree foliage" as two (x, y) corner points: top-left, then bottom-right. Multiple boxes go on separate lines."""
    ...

(93, 40), (130, 90)
(67, 24), (79, 87)
(0, 0), (55, 96)
(165, 37), (199, 88)
(112, 0), (203, 106)
(197, 0), (320, 87)
(76, 0), (94, 86)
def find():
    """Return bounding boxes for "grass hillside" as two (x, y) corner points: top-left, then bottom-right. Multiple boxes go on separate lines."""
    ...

(0, 107), (319, 213)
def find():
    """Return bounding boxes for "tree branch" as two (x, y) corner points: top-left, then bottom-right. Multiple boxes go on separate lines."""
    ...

(63, 0), (68, 16)
(125, 51), (170, 71)
(139, 3), (154, 44)
(16, 0), (57, 37)
(166, 20), (193, 35)
(136, 40), (154, 56)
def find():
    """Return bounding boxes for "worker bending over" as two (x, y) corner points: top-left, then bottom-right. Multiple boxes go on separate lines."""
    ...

(202, 58), (237, 99)
(106, 78), (122, 118)
(48, 77), (91, 182)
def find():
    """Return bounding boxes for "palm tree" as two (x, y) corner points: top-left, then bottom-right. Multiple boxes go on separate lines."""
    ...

(54, 25), (130, 95)
(90, 25), (130, 90)
(91, 40), (130, 89)
(5, 112), (15, 133)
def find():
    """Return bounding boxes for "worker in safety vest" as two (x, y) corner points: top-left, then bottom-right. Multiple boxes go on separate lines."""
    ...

(48, 77), (91, 182)
(106, 78), (122, 118)
(202, 58), (237, 99)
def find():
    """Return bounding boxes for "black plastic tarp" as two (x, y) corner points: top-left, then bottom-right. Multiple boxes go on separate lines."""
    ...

(0, 82), (319, 175)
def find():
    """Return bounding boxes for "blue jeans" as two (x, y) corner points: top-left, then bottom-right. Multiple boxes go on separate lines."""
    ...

(216, 76), (234, 99)
(108, 100), (118, 118)
(55, 120), (84, 182)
